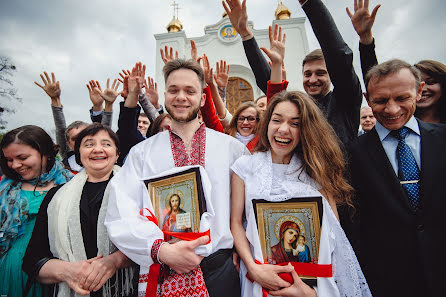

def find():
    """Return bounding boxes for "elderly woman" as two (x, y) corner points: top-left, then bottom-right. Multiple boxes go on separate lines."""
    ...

(23, 123), (134, 297)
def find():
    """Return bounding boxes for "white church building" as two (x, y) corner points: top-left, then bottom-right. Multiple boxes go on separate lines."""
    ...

(154, 2), (309, 114)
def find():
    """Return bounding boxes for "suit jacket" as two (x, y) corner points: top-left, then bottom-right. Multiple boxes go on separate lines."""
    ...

(347, 120), (446, 297)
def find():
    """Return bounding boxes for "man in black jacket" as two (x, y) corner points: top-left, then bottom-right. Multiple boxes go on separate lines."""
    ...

(223, 0), (363, 147)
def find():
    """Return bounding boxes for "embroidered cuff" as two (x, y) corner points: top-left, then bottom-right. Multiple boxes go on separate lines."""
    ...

(151, 239), (166, 264)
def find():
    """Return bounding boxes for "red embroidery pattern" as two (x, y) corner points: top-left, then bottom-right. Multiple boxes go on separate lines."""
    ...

(148, 123), (208, 297)
(151, 239), (164, 264)
(139, 273), (149, 283)
(169, 123), (206, 168)
(159, 267), (209, 297)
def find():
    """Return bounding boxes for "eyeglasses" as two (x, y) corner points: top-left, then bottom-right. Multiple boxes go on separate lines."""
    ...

(237, 116), (259, 123)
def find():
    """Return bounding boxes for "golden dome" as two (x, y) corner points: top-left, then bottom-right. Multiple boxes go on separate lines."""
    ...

(275, 1), (291, 20)
(167, 16), (183, 33)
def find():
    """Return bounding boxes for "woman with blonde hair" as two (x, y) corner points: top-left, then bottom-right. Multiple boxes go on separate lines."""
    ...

(227, 101), (260, 152)
(231, 91), (370, 297)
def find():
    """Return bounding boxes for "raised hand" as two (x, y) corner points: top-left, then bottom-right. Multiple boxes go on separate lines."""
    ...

(87, 80), (104, 111)
(222, 0), (251, 39)
(247, 262), (293, 291)
(214, 60), (230, 88)
(346, 0), (381, 44)
(118, 69), (131, 84)
(160, 45), (179, 64)
(261, 24), (286, 83)
(190, 40), (202, 63)
(102, 78), (120, 112)
(260, 24), (286, 66)
(158, 235), (209, 274)
(121, 75), (129, 99)
(35, 71), (62, 107)
(144, 76), (160, 109)
(269, 263), (317, 297)
(201, 54), (214, 86)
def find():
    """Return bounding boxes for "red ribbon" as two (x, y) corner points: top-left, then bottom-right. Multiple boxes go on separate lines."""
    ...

(139, 208), (211, 297)
(246, 259), (332, 297)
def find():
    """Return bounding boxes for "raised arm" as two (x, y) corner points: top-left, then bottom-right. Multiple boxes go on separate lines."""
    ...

(347, 0), (381, 81)
(141, 76), (161, 122)
(87, 80), (104, 123)
(260, 24), (286, 84)
(201, 54), (224, 133)
(116, 63), (146, 164)
(100, 78), (121, 127)
(34, 71), (68, 157)
(300, 0), (362, 103)
(223, 0), (271, 94)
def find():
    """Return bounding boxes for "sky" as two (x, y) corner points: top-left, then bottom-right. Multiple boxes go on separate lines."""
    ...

(1, 0), (445, 136)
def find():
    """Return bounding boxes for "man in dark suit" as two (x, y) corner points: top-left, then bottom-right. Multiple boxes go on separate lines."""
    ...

(348, 59), (446, 297)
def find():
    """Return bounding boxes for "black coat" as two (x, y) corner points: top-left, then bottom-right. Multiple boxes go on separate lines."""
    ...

(347, 120), (446, 297)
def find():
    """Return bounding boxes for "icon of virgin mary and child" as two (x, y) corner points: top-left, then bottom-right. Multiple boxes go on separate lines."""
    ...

(270, 220), (311, 264)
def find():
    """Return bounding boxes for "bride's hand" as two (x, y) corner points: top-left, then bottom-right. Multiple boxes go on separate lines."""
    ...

(247, 263), (293, 291)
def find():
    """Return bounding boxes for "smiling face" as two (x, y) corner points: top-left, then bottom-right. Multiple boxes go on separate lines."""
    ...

(302, 59), (331, 98)
(137, 115), (150, 136)
(367, 68), (423, 131)
(236, 107), (258, 136)
(418, 71), (442, 110)
(2, 143), (47, 181)
(267, 101), (301, 164)
(79, 130), (118, 180)
(164, 68), (205, 124)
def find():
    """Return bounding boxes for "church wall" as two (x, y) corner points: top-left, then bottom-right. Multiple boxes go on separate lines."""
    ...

(154, 16), (309, 106)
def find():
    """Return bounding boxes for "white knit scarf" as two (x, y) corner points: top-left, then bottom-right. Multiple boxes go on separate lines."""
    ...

(47, 165), (134, 297)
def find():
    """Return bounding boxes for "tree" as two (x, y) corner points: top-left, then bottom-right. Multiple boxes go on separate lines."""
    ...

(0, 56), (22, 131)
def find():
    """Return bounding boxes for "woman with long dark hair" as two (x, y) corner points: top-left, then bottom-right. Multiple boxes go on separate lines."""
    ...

(0, 125), (72, 297)
(231, 91), (371, 297)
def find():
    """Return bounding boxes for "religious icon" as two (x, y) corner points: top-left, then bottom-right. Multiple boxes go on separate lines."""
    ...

(219, 24), (238, 41)
(253, 197), (323, 285)
(145, 167), (206, 243)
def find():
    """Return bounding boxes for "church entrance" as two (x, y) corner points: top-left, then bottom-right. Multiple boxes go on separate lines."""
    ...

(226, 77), (254, 115)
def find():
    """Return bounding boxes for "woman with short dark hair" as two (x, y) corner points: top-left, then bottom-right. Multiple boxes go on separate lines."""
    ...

(23, 123), (135, 297)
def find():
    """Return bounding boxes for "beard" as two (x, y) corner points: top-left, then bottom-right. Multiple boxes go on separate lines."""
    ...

(166, 103), (201, 123)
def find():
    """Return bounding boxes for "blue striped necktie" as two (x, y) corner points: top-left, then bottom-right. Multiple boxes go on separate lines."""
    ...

(391, 127), (420, 211)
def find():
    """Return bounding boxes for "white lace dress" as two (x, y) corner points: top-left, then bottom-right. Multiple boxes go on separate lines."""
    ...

(231, 151), (371, 297)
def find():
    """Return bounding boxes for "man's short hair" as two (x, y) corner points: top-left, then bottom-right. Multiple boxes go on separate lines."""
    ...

(162, 59), (205, 89)
(302, 49), (324, 67)
(139, 113), (148, 118)
(365, 59), (421, 94)
(65, 121), (88, 143)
